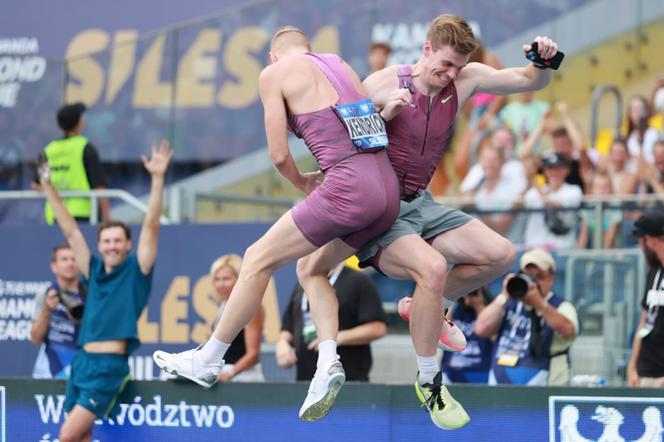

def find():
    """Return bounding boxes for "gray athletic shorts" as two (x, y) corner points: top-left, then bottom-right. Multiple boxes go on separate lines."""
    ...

(357, 190), (473, 270)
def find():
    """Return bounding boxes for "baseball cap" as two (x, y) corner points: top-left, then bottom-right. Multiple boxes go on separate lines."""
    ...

(633, 209), (664, 237)
(56, 102), (86, 131)
(520, 248), (556, 272)
(541, 152), (569, 168)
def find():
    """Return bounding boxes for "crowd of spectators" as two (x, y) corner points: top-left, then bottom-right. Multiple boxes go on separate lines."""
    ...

(454, 73), (664, 252)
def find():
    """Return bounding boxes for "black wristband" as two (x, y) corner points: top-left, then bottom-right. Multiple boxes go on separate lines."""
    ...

(532, 63), (548, 70)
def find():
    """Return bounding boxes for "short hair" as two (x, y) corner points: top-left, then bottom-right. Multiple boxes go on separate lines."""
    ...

(426, 14), (478, 54)
(209, 254), (242, 279)
(368, 41), (392, 54)
(611, 136), (628, 147)
(482, 144), (506, 162)
(551, 127), (569, 139)
(97, 220), (131, 241)
(51, 244), (71, 262)
(270, 26), (311, 52)
(491, 126), (516, 145)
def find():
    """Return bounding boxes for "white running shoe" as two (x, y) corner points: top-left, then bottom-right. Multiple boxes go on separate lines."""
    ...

(153, 347), (222, 388)
(299, 356), (346, 422)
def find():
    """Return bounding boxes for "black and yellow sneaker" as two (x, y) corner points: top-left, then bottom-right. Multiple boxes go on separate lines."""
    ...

(415, 371), (470, 430)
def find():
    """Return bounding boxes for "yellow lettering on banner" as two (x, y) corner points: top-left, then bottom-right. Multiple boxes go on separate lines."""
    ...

(217, 26), (269, 109)
(133, 33), (172, 107)
(65, 29), (109, 105)
(106, 30), (138, 104)
(191, 275), (218, 344)
(161, 276), (190, 343)
(137, 308), (159, 344)
(311, 26), (340, 55)
(175, 29), (221, 107)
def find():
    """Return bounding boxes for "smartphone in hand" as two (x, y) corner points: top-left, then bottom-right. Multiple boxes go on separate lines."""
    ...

(526, 42), (565, 70)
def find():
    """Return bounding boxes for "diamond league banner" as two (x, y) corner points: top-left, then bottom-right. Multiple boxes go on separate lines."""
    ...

(0, 380), (662, 441)
(0, 0), (593, 165)
(0, 223), (296, 378)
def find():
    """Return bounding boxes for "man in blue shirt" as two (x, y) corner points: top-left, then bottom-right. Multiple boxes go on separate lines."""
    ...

(38, 139), (172, 442)
(30, 244), (84, 379)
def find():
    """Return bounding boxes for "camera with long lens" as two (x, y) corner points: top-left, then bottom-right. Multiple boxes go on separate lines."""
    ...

(57, 284), (86, 320)
(505, 273), (534, 299)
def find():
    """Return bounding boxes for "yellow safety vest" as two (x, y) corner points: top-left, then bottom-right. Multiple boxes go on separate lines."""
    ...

(44, 135), (92, 224)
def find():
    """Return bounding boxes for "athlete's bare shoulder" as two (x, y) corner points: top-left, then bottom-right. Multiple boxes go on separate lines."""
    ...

(363, 65), (399, 96)
(456, 62), (490, 83)
(261, 54), (310, 77)
(259, 54), (314, 93)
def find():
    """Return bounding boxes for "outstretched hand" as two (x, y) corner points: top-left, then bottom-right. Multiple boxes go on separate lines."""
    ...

(36, 153), (51, 185)
(141, 139), (173, 177)
(522, 36), (559, 60)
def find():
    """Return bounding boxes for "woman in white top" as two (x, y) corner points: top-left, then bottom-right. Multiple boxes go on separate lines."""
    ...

(626, 95), (659, 164)
(209, 254), (265, 382)
(464, 145), (525, 237)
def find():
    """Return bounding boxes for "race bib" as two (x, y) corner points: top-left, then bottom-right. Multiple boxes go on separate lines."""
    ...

(334, 98), (388, 150)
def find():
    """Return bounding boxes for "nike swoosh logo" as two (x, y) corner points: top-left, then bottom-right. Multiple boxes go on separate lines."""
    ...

(441, 95), (453, 104)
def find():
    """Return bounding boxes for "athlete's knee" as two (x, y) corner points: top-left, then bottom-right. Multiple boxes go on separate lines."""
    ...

(297, 253), (331, 282)
(295, 256), (314, 282)
(415, 255), (448, 295)
(243, 242), (279, 275)
(492, 237), (516, 270)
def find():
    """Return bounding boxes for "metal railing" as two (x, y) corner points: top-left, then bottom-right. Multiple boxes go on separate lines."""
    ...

(590, 84), (623, 147)
(183, 191), (664, 237)
(0, 189), (171, 224)
(558, 248), (645, 385)
(191, 192), (299, 222)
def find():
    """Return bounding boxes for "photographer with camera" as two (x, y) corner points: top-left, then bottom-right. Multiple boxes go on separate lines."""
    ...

(475, 249), (578, 385)
(31, 244), (86, 379)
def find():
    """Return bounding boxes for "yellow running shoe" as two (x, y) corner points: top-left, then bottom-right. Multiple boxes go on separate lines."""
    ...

(415, 372), (470, 430)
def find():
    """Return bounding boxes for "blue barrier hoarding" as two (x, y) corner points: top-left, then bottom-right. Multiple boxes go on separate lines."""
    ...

(0, 223), (296, 377)
(0, 379), (662, 441)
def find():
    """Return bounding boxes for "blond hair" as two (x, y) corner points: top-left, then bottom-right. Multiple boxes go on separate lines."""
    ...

(209, 254), (242, 279)
(270, 26), (311, 52)
(427, 14), (478, 54)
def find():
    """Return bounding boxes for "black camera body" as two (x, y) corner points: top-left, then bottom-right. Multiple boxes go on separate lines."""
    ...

(506, 273), (534, 299)
(57, 283), (86, 320)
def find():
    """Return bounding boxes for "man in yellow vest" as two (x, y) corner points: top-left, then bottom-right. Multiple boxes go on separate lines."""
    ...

(42, 102), (109, 224)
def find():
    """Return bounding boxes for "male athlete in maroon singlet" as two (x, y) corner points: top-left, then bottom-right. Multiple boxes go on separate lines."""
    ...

(153, 27), (399, 422)
(299, 14), (561, 429)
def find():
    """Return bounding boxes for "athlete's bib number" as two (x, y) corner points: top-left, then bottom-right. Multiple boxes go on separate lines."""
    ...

(334, 98), (388, 150)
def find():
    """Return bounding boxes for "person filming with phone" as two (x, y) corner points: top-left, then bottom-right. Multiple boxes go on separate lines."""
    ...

(475, 249), (578, 385)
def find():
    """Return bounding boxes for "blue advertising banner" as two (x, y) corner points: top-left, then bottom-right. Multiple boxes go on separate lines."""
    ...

(0, 379), (662, 441)
(0, 224), (296, 378)
(0, 0), (595, 163)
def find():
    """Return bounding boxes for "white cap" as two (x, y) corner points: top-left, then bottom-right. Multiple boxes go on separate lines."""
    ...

(520, 248), (556, 272)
